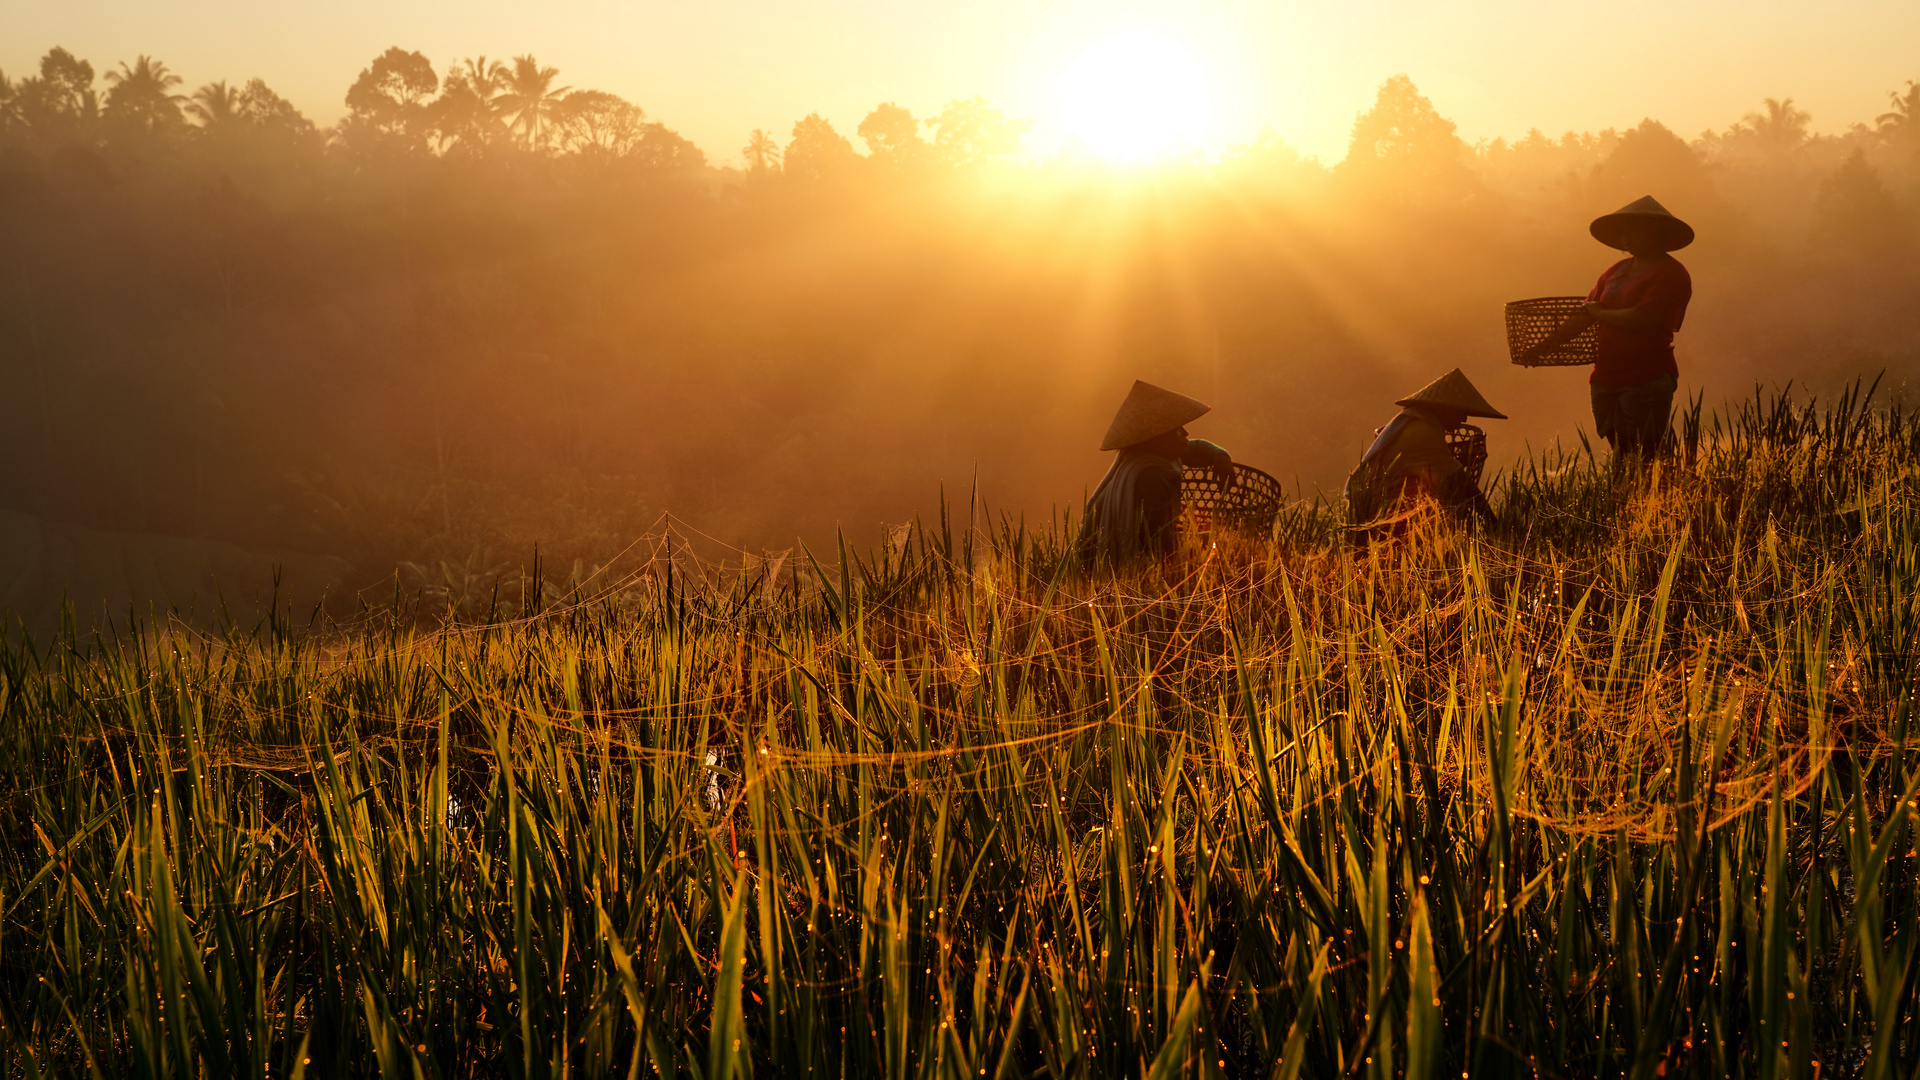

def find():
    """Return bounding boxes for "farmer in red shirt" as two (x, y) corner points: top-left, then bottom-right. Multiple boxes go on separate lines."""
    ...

(1524, 196), (1694, 464)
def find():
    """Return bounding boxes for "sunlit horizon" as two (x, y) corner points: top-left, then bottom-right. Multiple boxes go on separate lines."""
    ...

(8, 0), (1920, 169)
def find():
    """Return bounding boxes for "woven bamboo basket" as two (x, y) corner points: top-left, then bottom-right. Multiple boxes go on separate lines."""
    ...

(1181, 463), (1286, 534)
(1505, 296), (1598, 367)
(1446, 424), (1488, 483)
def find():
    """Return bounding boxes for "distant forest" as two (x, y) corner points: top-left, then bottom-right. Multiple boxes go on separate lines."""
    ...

(2, 46), (1917, 589)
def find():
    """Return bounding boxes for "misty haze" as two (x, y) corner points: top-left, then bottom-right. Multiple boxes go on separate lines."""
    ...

(2, 47), (1915, 630)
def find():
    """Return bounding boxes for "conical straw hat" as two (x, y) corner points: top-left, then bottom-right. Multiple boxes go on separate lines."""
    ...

(1395, 368), (1506, 419)
(1589, 195), (1694, 252)
(1100, 380), (1211, 451)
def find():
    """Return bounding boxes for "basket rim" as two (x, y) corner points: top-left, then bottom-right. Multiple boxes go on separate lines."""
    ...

(1228, 461), (1284, 490)
(1505, 294), (1589, 309)
(1181, 462), (1286, 504)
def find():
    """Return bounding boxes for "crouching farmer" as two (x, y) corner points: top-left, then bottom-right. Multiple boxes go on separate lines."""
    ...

(1083, 380), (1232, 566)
(1345, 368), (1503, 544)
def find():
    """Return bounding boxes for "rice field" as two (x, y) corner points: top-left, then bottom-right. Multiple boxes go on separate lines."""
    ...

(5, 381), (1920, 1079)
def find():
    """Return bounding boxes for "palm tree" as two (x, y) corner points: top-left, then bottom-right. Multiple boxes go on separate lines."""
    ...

(1879, 80), (1920, 142)
(187, 80), (242, 127)
(452, 56), (507, 100)
(435, 56), (509, 152)
(1741, 97), (1810, 153)
(743, 128), (781, 173)
(497, 55), (570, 152)
(103, 55), (185, 132)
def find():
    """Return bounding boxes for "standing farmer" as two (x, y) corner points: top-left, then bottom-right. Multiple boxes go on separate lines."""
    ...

(1083, 380), (1232, 566)
(1524, 196), (1694, 466)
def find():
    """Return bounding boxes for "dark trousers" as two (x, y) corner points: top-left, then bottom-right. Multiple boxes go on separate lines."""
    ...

(1591, 375), (1677, 459)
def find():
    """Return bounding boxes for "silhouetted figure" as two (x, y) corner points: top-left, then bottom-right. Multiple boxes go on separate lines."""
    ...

(1344, 368), (1503, 542)
(1524, 196), (1694, 466)
(1083, 381), (1232, 565)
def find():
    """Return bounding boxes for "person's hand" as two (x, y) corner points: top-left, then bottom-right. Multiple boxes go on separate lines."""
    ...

(1211, 457), (1235, 487)
(1582, 301), (1604, 318)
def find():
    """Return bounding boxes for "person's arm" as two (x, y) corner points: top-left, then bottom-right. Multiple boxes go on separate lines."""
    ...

(1182, 438), (1235, 486)
(1520, 295), (1669, 358)
(1588, 262), (1691, 333)
(1520, 308), (1595, 363)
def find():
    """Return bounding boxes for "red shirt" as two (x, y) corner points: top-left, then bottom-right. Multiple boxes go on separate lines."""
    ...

(1586, 255), (1691, 386)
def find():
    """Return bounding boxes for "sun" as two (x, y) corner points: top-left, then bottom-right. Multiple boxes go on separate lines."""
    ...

(1055, 32), (1218, 162)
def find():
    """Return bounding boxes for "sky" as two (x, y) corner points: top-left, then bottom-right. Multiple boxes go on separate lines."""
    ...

(4, 0), (1918, 166)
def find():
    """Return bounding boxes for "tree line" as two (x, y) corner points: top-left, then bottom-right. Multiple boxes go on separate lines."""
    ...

(3, 43), (1917, 239)
(0, 44), (1033, 181)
